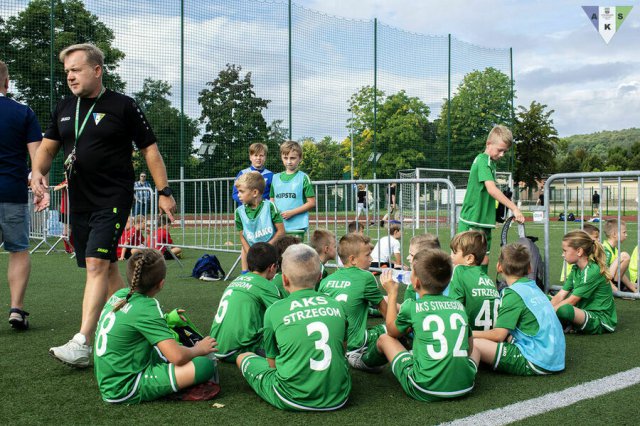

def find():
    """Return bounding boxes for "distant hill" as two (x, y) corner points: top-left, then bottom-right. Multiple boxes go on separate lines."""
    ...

(559, 128), (640, 153)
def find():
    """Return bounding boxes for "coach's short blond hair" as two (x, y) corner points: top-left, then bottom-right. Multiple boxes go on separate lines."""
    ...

(249, 142), (268, 156)
(235, 171), (265, 194)
(59, 43), (104, 67)
(282, 244), (321, 289)
(0, 61), (8, 84)
(280, 140), (303, 157)
(487, 125), (513, 148)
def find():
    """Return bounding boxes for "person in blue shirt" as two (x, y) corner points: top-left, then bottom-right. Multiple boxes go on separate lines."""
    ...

(0, 60), (44, 330)
(232, 143), (273, 206)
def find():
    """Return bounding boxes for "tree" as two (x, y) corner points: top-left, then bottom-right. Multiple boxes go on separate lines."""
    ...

(301, 137), (348, 181)
(198, 64), (270, 178)
(436, 67), (513, 169)
(605, 146), (629, 171)
(345, 86), (432, 178)
(0, 0), (125, 128)
(133, 79), (200, 180)
(513, 101), (558, 190)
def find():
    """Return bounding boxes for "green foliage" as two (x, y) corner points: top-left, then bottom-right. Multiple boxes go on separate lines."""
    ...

(513, 101), (558, 189)
(198, 64), (271, 178)
(347, 86), (432, 178)
(0, 0), (125, 128)
(132, 79), (200, 180)
(301, 137), (348, 181)
(436, 67), (513, 169)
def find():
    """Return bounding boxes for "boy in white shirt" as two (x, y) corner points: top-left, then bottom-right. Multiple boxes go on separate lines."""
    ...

(371, 224), (402, 269)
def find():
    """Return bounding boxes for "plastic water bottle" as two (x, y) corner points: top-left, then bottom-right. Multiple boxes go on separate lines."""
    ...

(390, 269), (412, 285)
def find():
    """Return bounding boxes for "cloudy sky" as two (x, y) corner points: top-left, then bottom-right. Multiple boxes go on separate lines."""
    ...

(295, 0), (640, 137)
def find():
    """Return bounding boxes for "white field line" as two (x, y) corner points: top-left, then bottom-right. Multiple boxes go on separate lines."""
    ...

(441, 367), (640, 426)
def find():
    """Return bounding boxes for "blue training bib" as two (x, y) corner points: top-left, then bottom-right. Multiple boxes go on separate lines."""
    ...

(272, 172), (308, 232)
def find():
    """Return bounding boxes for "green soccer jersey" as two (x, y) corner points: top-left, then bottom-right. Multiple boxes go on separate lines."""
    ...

(317, 266), (384, 351)
(272, 272), (288, 297)
(94, 289), (175, 402)
(395, 294), (475, 396)
(234, 200), (283, 231)
(447, 265), (501, 331)
(562, 262), (617, 328)
(494, 282), (539, 335)
(269, 170), (315, 200)
(210, 272), (282, 357)
(263, 288), (351, 409)
(459, 153), (497, 229)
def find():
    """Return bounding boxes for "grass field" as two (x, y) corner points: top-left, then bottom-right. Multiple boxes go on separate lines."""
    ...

(1, 221), (639, 425)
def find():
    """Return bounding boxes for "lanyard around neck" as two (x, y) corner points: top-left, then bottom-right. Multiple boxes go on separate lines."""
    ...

(75, 86), (106, 142)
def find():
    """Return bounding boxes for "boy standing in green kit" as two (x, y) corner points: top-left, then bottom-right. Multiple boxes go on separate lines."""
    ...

(458, 125), (524, 273)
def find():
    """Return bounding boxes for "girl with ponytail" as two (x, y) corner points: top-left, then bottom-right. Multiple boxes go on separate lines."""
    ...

(95, 249), (220, 403)
(551, 230), (617, 334)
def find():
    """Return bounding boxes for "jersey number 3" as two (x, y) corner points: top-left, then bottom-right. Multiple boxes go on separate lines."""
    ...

(307, 321), (332, 371)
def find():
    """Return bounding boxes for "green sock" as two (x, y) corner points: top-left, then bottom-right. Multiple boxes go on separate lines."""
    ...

(556, 304), (575, 324)
(192, 356), (217, 384)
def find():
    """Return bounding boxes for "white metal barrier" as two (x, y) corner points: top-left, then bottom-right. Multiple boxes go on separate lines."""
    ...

(544, 171), (640, 299)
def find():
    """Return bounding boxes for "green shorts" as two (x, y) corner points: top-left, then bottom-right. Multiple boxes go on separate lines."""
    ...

(457, 222), (492, 255)
(493, 342), (553, 376)
(104, 361), (177, 404)
(240, 355), (347, 411)
(390, 351), (476, 402)
(578, 310), (616, 335)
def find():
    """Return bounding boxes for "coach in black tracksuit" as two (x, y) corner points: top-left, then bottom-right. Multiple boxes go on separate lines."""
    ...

(31, 43), (177, 368)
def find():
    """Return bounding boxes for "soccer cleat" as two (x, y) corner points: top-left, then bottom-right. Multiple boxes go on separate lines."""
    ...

(347, 351), (384, 373)
(9, 308), (29, 331)
(49, 333), (92, 368)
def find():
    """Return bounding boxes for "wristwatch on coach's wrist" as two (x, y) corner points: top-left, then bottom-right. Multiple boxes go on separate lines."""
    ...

(159, 186), (173, 197)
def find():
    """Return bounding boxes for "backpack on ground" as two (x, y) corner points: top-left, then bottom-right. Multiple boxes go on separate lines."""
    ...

(191, 254), (225, 281)
(499, 216), (545, 292)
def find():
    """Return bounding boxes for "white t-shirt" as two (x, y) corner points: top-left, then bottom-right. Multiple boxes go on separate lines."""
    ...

(372, 235), (400, 263)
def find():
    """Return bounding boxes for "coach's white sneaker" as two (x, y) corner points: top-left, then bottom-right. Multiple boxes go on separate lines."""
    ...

(49, 333), (92, 368)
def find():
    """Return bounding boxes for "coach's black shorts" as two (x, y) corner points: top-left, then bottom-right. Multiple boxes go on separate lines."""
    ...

(70, 207), (129, 268)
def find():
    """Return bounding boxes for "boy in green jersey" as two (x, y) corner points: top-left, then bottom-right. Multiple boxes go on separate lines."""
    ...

(235, 171), (285, 273)
(236, 244), (351, 411)
(270, 141), (316, 237)
(94, 250), (219, 403)
(210, 243), (281, 362)
(458, 125), (524, 273)
(474, 244), (565, 375)
(447, 231), (500, 331)
(318, 233), (388, 372)
(378, 249), (477, 401)
(602, 219), (636, 292)
(310, 229), (337, 282)
(271, 234), (302, 298)
(552, 230), (617, 334)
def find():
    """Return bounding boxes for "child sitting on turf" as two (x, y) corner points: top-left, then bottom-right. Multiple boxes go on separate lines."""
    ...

(447, 231), (500, 331)
(271, 234), (302, 297)
(318, 233), (388, 372)
(371, 224), (402, 269)
(602, 219), (636, 292)
(94, 249), (219, 403)
(209, 243), (281, 362)
(236, 244), (351, 411)
(473, 243), (565, 375)
(310, 229), (337, 281)
(630, 246), (638, 289)
(150, 215), (182, 260)
(560, 224), (599, 282)
(119, 216), (146, 260)
(270, 140), (316, 237)
(378, 249), (477, 401)
(236, 171), (285, 272)
(403, 234), (442, 302)
(551, 230), (617, 334)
